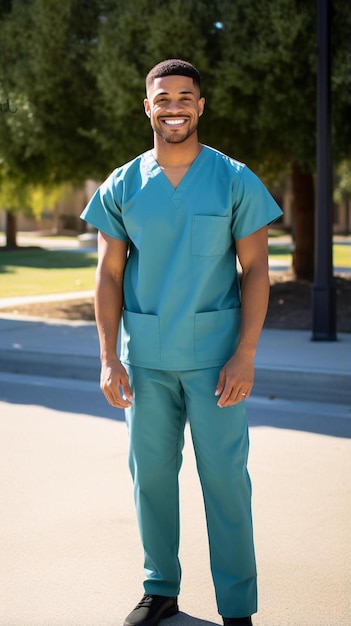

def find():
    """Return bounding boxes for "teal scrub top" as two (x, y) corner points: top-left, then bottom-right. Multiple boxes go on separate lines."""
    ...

(81, 145), (283, 370)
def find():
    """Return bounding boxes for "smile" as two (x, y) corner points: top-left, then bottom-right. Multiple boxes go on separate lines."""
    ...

(163, 119), (187, 126)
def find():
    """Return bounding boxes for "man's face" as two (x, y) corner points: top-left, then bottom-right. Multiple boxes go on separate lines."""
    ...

(144, 75), (205, 144)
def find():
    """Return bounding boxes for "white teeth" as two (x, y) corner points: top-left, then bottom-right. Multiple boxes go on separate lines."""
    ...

(164, 119), (185, 125)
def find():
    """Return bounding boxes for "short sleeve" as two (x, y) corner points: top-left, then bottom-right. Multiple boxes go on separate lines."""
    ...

(80, 170), (129, 242)
(231, 166), (283, 241)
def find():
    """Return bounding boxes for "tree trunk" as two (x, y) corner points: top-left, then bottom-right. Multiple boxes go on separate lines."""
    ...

(291, 163), (315, 281)
(5, 211), (18, 248)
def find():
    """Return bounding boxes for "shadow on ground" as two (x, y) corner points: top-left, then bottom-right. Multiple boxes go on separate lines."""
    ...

(167, 613), (219, 626)
(1, 374), (350, 439)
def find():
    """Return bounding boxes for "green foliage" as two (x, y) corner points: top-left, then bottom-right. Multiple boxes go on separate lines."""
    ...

(0, 175), (31, 213)
(334, 160), (351, 203)
(0, 0), (350, 184)
(28, 183), (71, 218)
(0, 0), (104, 183)
(210, 0), (350, 171)
(0, 172), (70, 218)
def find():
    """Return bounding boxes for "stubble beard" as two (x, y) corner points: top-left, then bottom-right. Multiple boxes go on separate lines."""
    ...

(154, 119), (199, 144)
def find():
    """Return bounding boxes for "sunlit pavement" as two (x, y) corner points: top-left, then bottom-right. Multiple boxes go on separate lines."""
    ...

(0, 372), (350, 626)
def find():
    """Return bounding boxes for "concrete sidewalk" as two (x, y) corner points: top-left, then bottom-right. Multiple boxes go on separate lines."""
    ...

(0, 313), (350, 404)
(1, 373), (350, 626)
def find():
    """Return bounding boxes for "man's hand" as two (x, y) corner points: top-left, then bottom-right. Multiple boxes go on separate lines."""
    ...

(100, 358), (133, 408)
(215, 351), (255, 407)
(214, 226), (269, 408)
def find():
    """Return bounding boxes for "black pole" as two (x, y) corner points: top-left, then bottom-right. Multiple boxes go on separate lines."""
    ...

(312, 0), (337, 341)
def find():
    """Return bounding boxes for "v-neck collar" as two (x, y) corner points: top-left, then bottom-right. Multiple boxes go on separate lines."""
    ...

(143, 146), (208, 199)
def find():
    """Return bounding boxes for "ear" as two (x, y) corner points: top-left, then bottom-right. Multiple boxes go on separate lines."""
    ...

(198, 96), (205, 117)
(144, 98), (151, 118)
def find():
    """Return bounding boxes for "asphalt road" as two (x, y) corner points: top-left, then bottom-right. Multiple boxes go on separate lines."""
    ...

(1, 373), (350, 626)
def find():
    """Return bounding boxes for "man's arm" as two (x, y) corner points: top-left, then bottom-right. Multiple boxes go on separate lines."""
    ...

(95, 231), (133, 408)
(216, 226), (270, 407)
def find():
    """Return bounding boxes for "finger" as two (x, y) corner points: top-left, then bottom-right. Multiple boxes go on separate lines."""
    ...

(110, 382), (133, 408)
(215, 368), (226, 397)
(221, 386), (252, 407)
(101, 378), (132, 408)
(120, 373), (133, 403)
(217, 380), (235, 407)
(240, 389), (250, 402)
(106, 389), (132, 409)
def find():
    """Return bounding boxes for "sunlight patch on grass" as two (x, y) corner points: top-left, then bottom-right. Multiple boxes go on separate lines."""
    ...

(268, 243), (350, 268)
(0, 249), (97, 297)
(333, 243), (351, 268)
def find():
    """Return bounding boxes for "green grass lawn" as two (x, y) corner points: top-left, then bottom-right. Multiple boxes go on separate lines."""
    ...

(0, 248), (97, 297)
(268, 243), (350, 268)
(0, 243), (349, 298)
(332, 244), (351, 268)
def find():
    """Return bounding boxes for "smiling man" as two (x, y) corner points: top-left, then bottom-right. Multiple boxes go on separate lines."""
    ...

(144, 72), (204, 145)
(81, 59), (283, 626)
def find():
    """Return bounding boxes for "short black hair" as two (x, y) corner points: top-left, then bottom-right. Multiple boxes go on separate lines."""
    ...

(146, 59), (201, 92)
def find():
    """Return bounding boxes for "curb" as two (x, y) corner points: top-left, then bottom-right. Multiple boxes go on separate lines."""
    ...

(0, 350), (100, 383)
(2, 350), (350, 406)
(253, 366), (350, 405)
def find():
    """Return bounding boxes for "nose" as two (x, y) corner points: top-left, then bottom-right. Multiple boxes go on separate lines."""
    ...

(165, 99), (183, 114)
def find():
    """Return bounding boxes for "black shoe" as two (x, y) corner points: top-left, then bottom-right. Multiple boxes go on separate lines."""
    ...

(223, 618), (253, 626)
(124, 594), (179, 626)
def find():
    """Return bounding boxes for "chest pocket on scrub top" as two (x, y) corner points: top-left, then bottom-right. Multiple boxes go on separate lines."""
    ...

(191, 215), (231, 256)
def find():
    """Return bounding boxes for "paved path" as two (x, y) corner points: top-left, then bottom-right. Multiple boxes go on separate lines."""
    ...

(0, 373), (350, 626)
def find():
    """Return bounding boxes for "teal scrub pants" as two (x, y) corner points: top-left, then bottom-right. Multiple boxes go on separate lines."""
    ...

(124, 365), (257, 618)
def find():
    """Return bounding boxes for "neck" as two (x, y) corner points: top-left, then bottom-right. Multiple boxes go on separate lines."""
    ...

(153, 134), (202, 168)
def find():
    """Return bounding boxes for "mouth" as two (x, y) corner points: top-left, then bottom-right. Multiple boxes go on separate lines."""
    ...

(162, 118), (187, 127)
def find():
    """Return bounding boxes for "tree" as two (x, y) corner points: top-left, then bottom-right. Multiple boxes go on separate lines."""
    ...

(0, 0), (105, 244)
(0, 171), (27, 247)
(0, 0), (106, 184)
(0, 0), (350, 275)
(0, 166), (69, 247)
(334, 160), (351, 235)
(208, 0), (350, 279)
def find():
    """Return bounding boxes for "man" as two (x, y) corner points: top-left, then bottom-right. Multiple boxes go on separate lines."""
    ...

(81, 59), (283, 626)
